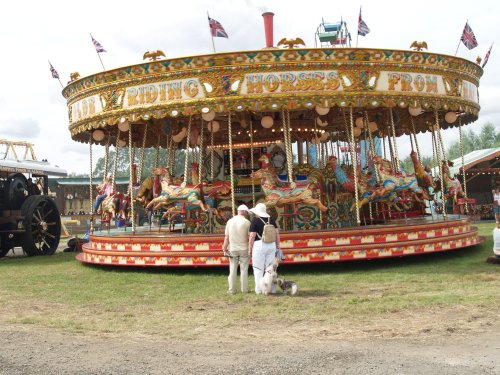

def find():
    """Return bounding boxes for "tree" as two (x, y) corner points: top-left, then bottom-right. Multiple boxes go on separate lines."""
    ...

(92, 147), (195, 180)
(401, 123), (499, 173)
(400, 155), (433, 174)
(447, 123), (500, 160)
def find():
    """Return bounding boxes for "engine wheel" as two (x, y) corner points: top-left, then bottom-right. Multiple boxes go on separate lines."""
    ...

(4, 174), (28, 210)
(20, 196), (61, 256)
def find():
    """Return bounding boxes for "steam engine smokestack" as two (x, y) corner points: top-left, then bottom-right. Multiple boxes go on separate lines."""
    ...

(262, 12), (274, 48)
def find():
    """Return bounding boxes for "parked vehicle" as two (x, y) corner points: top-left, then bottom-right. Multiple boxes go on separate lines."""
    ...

(0, 159), (67, 256)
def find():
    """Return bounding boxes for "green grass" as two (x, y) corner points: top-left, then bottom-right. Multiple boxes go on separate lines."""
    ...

(0, 223), (498, 337)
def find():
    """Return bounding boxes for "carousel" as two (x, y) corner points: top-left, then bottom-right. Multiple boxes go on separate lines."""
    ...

(63, 13), (484, 267)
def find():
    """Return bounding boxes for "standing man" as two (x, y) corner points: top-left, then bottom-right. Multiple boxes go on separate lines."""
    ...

(222, 204), (251, 294)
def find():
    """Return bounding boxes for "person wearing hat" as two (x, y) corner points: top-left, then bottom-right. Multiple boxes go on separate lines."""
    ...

(248, 203), (281, 294)
(222, 204), (251, 294)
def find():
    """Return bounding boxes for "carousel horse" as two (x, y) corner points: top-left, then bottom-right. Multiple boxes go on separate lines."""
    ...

(135, 166), (168, 206)
(370, 155), (432, 203)
(434, 160), (464, 203)
(251, 156), (327, 212)
(101, 192), (123, 219)
(326, 156), (355, 193)
(146, 164), (207, 212)
(352, 172), (409, 212)
(410, 150), (435, 197)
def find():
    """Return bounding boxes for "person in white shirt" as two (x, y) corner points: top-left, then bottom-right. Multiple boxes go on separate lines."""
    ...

(222, 204), (251, 294)
(492, 187), (500, 224)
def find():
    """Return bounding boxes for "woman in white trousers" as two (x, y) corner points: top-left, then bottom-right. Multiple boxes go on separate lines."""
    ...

(248, 203), (281, 294)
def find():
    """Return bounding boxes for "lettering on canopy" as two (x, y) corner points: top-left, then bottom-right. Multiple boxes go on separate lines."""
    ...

(71, 94), (102, 124)
(461, 80), (479, 103)
(240, 71), (343, 94)
(377, 71), (443, 94)
(124, 78), (204, 108)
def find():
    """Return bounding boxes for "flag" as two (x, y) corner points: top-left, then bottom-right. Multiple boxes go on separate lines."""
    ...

(208, 17), (228, 38)
(460, 22), (478, 50)
(49, 63), (59, 79)
(91, 35), (106, 53)
(358, 7), (370, 36)
(482, 44), (493, 68)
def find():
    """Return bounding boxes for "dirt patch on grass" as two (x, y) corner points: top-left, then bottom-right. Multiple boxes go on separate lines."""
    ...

(1, 307), (498, 375)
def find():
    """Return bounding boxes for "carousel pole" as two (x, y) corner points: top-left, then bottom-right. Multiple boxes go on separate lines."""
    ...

(154, 136), (161, 169)
(250, 119), (256, 207)
(382, 130), (387, 160)
(436, 113), (452, 216)
(389, 108), (400, 173)
(434, 109), (447, 219)
(89, 134), (94, 233)
(112, 130), (120, 188)
(365, 112), (378, 223)
(138, 123), (148, 183)
(410, 116), (422, 161)
(227, 112), (236, 216)
(128, 124), (136, 233)
(285, 108), (295, 188)
(210, 123), (215, 180)
(431, 130), (438, 171)
(198, 119), (205, 181)
(314, 116), (320, 168)
(305, 139), (309, 164)
(458, 117), (469, 213)
(182, 116), (192, 188)
(386, 122), (395, 171)
(348, 108), (361, 227)
(282, 107), (290, 174)
(168, 135), (175, 172)
(409, 129), (415, 151)
(103, 135), (110, 182)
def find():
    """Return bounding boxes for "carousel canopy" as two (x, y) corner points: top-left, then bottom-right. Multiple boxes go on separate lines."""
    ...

(62, 47), (482, 148)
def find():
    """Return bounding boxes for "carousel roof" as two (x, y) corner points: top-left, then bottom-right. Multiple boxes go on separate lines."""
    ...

(62, 46), (483, 148)
(447, 147), (500, 175)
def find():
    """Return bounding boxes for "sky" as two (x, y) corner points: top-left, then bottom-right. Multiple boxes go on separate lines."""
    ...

(1, 0), (498, 174)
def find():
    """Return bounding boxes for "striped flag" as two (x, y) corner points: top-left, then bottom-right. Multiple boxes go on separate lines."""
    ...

(49, 62), (59, 79)
(358, 7), (370, 36)
(91, 35), (106, 53)
(482, 44), (493, 68)
(460, 22), (478, 50)
(208, 17), (228, 38)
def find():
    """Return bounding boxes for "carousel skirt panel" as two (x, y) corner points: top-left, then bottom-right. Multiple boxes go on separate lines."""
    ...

(77, 216), (484, 267)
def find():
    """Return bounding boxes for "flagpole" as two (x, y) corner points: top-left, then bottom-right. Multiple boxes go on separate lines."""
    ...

(48, 60), (64, 88)
(455, 20), (466, 56)
(90, 33), (106, 71)
(356, 6), (361, 47)
(207, 12), (216, 53)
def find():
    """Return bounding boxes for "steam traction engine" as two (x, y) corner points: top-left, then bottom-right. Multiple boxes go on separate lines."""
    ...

(0, 142), (67, 257)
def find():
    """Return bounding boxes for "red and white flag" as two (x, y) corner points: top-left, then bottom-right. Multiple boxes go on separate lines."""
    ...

(460, 22), (478, 50)
(208, 16), (228, 38)
(49, 62), (59, 79)
(357, 7), (370, 36)
(482, 44), (493, 68)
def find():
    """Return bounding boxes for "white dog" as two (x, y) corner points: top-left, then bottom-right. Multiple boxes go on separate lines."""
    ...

(260, 257), (279, 295)
(277, 278), (299, 296)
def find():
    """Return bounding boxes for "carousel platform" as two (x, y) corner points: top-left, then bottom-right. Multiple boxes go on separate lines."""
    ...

(77, 216), (484, 267)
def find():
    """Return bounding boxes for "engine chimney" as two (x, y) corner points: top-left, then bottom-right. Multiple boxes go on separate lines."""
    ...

(262, 12), (274, 48)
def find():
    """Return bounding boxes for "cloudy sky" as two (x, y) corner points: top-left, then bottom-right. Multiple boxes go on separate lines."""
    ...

(1, 0), (498, 174)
